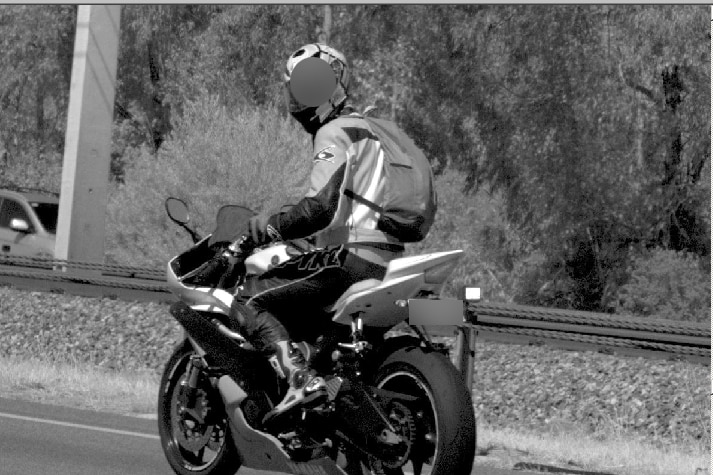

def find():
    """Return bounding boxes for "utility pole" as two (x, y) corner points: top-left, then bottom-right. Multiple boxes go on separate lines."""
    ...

(55, 5), (121, 273)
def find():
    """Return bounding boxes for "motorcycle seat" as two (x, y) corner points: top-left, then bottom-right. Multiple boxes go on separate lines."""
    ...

(327, 278), (381, 313)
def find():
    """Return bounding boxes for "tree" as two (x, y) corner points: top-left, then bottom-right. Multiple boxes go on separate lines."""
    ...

(0, 5), (76, 157)
(317, 5), (332, 44)
(456, 6), (710, 310)
(116, 5), (221, 153)
(3, 5), (707, 312)
(614, 7), (710, 256)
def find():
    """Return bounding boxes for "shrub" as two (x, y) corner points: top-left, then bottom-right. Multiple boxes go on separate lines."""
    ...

(105, 94), (309, 267)
(614, 248), (710, 323)
(410, 167), (533, 302)
(105, 102), (526, 303)
(0, 143), (62, 193)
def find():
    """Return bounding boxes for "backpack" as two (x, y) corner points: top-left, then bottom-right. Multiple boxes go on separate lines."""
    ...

(344, 116), (437, 243)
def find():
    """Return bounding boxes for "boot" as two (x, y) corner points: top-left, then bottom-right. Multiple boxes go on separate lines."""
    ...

(262, 340), (328, 425)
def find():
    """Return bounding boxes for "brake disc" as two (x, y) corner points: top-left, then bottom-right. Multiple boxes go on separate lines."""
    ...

(172, 387), (215, 452)
(207, 422), (227, 452)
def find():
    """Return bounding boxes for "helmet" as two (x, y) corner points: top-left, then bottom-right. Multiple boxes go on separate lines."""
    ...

(283, 44), (350, 134)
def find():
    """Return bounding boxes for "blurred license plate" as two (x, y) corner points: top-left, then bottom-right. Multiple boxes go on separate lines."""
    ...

(408, 298), (464, 326)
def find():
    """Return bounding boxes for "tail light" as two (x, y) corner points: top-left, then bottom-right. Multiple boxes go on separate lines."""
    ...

(462, 287), (481, 302)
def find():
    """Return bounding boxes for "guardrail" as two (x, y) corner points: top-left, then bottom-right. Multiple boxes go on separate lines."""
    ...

(468, 302), (709, 362)
(0, 256), (709, 365)
(0, 258), (170, 303)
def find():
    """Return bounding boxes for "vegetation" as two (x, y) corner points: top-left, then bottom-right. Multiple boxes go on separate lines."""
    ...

(614, 248), (711, 322)
(0, 5), (709, 320)
(105, 96), (310, 266)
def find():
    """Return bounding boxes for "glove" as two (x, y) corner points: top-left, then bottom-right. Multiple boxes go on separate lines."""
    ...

(248, 213), (282, 245)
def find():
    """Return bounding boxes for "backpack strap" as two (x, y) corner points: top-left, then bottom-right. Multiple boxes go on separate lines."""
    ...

(343, 188), (384, 214)
(342, 116), (383, 214)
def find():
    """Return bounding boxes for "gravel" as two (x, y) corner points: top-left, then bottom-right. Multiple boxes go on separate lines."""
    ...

(0, 286), (708, 448)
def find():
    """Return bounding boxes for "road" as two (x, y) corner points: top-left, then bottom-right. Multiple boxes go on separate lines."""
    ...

(0, 397), (537, 475)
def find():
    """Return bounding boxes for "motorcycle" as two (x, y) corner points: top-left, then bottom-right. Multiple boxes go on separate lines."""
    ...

(158, 197), (477, 475)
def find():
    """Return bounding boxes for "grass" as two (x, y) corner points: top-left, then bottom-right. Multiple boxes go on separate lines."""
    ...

(0, 355), (158, 416)
(477, 423), (709, 475)
(0, 355), (708, 475)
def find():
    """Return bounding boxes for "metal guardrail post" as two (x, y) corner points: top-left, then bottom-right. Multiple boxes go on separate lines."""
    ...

(452, 287), (480, 391)
(454, 324), (477, 391)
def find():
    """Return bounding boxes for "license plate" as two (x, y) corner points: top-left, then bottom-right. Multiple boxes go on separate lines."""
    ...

(408, 298), (464, 326)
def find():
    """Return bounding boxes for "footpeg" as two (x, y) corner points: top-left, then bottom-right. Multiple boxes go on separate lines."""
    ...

(305, 376), (327, 393)
(378, 428), (403, 445)
(324, 376), (343, 401)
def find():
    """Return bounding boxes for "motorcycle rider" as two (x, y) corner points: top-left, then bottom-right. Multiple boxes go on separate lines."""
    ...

(229, 44), (423, 426)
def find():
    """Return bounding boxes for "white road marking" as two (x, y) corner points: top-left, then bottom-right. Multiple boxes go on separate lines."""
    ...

(0, 411), (160, 440)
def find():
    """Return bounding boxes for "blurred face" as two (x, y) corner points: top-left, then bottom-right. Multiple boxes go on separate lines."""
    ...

(282, 82), (318, 133)
(283, 51), (345, 135)
(284, 57), (337, 112)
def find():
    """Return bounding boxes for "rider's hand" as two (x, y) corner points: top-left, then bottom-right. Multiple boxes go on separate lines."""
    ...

(248, 213), (281, 245)
(190, 254), (229, 286)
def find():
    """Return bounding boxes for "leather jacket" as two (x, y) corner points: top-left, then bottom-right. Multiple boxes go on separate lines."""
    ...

(266, 112), (405, 265)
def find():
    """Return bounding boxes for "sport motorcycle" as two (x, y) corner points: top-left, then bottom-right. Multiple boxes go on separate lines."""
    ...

(158, 197), (477, 475)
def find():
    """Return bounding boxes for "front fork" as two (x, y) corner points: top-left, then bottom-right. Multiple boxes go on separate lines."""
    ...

(181, 348), (224, 414)
(181, 354), (206, 410)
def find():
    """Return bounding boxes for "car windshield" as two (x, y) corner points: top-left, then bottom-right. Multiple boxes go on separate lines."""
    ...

(29, 202), (59, 234)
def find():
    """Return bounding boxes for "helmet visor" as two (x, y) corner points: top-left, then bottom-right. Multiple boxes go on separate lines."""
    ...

(283, 82), (308, 113)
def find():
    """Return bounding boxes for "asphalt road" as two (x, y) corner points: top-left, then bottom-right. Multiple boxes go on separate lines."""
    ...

(0, 397), (532, 475)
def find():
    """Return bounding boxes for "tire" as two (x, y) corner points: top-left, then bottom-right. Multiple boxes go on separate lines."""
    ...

(158, 340), (241, 475)
(372, 346), (476, 475)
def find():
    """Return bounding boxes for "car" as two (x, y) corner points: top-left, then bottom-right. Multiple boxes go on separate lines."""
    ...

(0, 187), (59, 262)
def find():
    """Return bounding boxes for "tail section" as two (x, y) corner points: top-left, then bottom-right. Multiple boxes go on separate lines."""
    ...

(332, 250), (463, 326)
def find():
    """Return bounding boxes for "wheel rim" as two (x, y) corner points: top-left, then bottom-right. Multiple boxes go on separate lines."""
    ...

(164, 353), (229, 472)
(374, 370), (439, 475)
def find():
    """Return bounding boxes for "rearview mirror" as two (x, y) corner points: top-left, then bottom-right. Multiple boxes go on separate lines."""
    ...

(10, 218), (30, 233)
(165, 198), (190, 225)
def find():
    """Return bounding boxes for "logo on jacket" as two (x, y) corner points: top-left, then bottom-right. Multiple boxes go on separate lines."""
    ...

(314, 145), (336, 163)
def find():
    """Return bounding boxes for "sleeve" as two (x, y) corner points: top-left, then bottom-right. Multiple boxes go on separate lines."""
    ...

(266, 124), (349, 240)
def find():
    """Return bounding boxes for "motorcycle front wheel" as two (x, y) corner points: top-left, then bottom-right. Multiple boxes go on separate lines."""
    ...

(157, 339), (241, 475)
(370, 346), (476, 475)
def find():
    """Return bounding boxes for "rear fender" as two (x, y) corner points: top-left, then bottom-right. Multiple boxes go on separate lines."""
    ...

(363, 335), (422, 376)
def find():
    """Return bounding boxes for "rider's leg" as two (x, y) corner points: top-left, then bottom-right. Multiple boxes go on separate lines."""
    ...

(228, 300), (328, 423)
(229, 246), (390, 422)
(265, 339), (329, 420)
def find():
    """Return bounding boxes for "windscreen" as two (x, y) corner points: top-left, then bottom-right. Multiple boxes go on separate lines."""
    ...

(30, 202), (59, 234)
(208, 205), (256, 247)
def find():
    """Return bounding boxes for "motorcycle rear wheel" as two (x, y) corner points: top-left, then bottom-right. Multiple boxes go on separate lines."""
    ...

(158, 340), (241, 475)
(370, 346), (476, 475)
